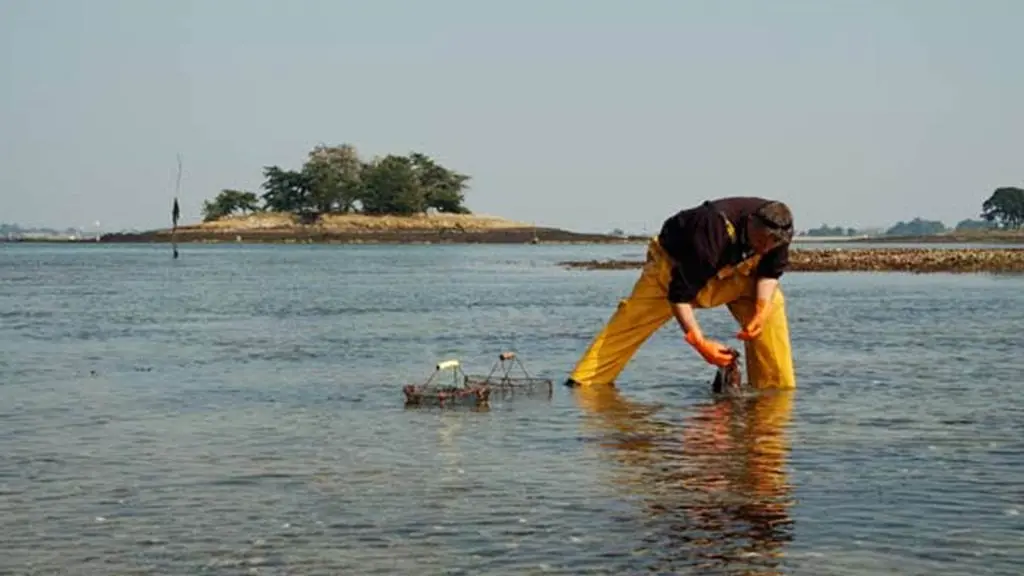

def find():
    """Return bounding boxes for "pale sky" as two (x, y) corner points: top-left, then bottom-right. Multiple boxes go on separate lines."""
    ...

(1, 0), (1021, 234)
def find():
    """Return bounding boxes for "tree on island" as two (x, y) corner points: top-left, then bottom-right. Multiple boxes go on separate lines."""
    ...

(865, 184), (1024, 237)
(954, 218), (995, 232)
(884, 218), (948, 237)
(200, 189), (261, 221)
(201, 144), (471, 222)
(980, 186), (1024, 229)
(803, 224), (860, 237)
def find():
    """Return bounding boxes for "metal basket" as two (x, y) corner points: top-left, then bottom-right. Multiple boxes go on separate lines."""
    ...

(464, 352), (553, 397)
(403, 359), (491, 407)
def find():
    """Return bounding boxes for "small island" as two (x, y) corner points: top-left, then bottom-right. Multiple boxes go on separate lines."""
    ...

(93, 146), (1024, 275)
(100, 143), (641, 245)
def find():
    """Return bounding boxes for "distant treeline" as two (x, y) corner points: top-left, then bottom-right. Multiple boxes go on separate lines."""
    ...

(1, 223), (82, 236)
(201, 144), (472, 222)
(802, 218), (992, 238)
(801, 185), (1024, 237)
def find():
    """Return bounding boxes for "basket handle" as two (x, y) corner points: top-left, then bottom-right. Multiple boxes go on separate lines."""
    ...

(436, 359), (460, 371)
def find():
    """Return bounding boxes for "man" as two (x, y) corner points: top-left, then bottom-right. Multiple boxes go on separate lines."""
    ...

(565, 196), (796, 390)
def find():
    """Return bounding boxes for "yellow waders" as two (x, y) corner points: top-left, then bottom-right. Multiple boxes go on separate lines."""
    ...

(567, 236), (796, 389)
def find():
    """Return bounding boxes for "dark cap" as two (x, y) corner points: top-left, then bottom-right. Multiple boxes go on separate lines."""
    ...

(752, 201), (794, 242)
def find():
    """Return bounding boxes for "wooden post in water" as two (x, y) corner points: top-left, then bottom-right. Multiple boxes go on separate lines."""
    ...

(172, 154), (181, 259)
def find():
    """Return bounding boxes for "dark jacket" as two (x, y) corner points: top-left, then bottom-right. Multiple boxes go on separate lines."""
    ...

(657, 196), (789, 303)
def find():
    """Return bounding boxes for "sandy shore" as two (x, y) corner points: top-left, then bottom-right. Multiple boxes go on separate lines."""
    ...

(98, 212), (643, 245)
(560, 248), (1024, 274)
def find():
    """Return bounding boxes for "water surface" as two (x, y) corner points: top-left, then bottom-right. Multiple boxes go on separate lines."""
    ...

(2, 242), (1022, 575)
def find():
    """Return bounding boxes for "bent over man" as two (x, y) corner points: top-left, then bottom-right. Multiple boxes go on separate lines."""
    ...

(565, 196), (796, 390)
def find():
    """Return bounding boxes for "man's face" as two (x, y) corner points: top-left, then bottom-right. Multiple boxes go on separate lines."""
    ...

(749, 224), (781, 254)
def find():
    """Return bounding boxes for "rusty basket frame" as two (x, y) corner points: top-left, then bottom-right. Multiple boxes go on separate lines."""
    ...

(464, 352), (553, 397)
(403, 359), (491, 407)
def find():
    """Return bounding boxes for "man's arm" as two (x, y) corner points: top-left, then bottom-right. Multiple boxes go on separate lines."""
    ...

(752, 243), (786, 312)
(756, 243), (789, 279)
(671, 301), (701, 337)
(666, 211), (724, 340)
(668, 265), (715, 340)
(671, 295), (734, 366)
(736, 272), (781, 341)
(755, 276), (779, 303)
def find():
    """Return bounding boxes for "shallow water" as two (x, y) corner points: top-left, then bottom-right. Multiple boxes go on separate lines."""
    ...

(2, 242), (1022, 575)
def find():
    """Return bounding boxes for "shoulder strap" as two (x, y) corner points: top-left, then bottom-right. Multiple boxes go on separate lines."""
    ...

(701, 200), (737, 243)
(721, 213), (736, 242)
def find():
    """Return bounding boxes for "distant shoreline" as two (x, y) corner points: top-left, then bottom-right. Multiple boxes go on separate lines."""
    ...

(13, 235), (1024, 274)
(83, 212), (645, 245)
(7, 212), (1023, 246)
(80, 232), (1024, 247)
(91, 229), (641, 245)
(794, 231), (1024, 245)
(9, 234), (1024, 246)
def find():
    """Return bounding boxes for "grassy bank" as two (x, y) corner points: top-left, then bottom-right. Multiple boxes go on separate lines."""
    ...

(561, 248), (1024, 274)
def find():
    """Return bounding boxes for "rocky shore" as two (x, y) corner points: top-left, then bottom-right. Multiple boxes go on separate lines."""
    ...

(98, 213), (644, 245)
(560, 248), (1024, 274)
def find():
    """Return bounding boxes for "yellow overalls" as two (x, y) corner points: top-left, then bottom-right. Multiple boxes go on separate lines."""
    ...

(568, 219), (796, 390)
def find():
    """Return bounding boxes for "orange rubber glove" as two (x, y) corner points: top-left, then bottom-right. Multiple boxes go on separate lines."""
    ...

(685, 329), (735, 367)
(737, 297), (771, 341)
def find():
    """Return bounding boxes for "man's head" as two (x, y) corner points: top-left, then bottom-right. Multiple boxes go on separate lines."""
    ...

(747, 200), (793, 254)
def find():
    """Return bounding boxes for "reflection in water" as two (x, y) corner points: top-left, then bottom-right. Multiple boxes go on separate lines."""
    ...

(576, 386), (796, 575)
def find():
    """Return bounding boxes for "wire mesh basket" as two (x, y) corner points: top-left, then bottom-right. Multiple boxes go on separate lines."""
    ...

(464, 352), (553, 397)
(403, 359), (491, 407)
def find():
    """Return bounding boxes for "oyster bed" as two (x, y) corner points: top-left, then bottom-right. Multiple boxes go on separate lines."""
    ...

(560, 248), (1024, 274)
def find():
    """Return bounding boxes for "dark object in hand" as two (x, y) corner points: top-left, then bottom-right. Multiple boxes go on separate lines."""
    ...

(711, 348), (742, 394)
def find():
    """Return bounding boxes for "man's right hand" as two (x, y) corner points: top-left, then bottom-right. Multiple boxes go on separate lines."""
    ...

(685, 329), (735, 367)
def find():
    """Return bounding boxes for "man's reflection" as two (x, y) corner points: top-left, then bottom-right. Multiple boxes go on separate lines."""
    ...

(575, 386), (796, 575)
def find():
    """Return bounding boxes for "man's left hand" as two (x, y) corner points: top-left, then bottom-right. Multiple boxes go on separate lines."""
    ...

(737, 297), (771, 340)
